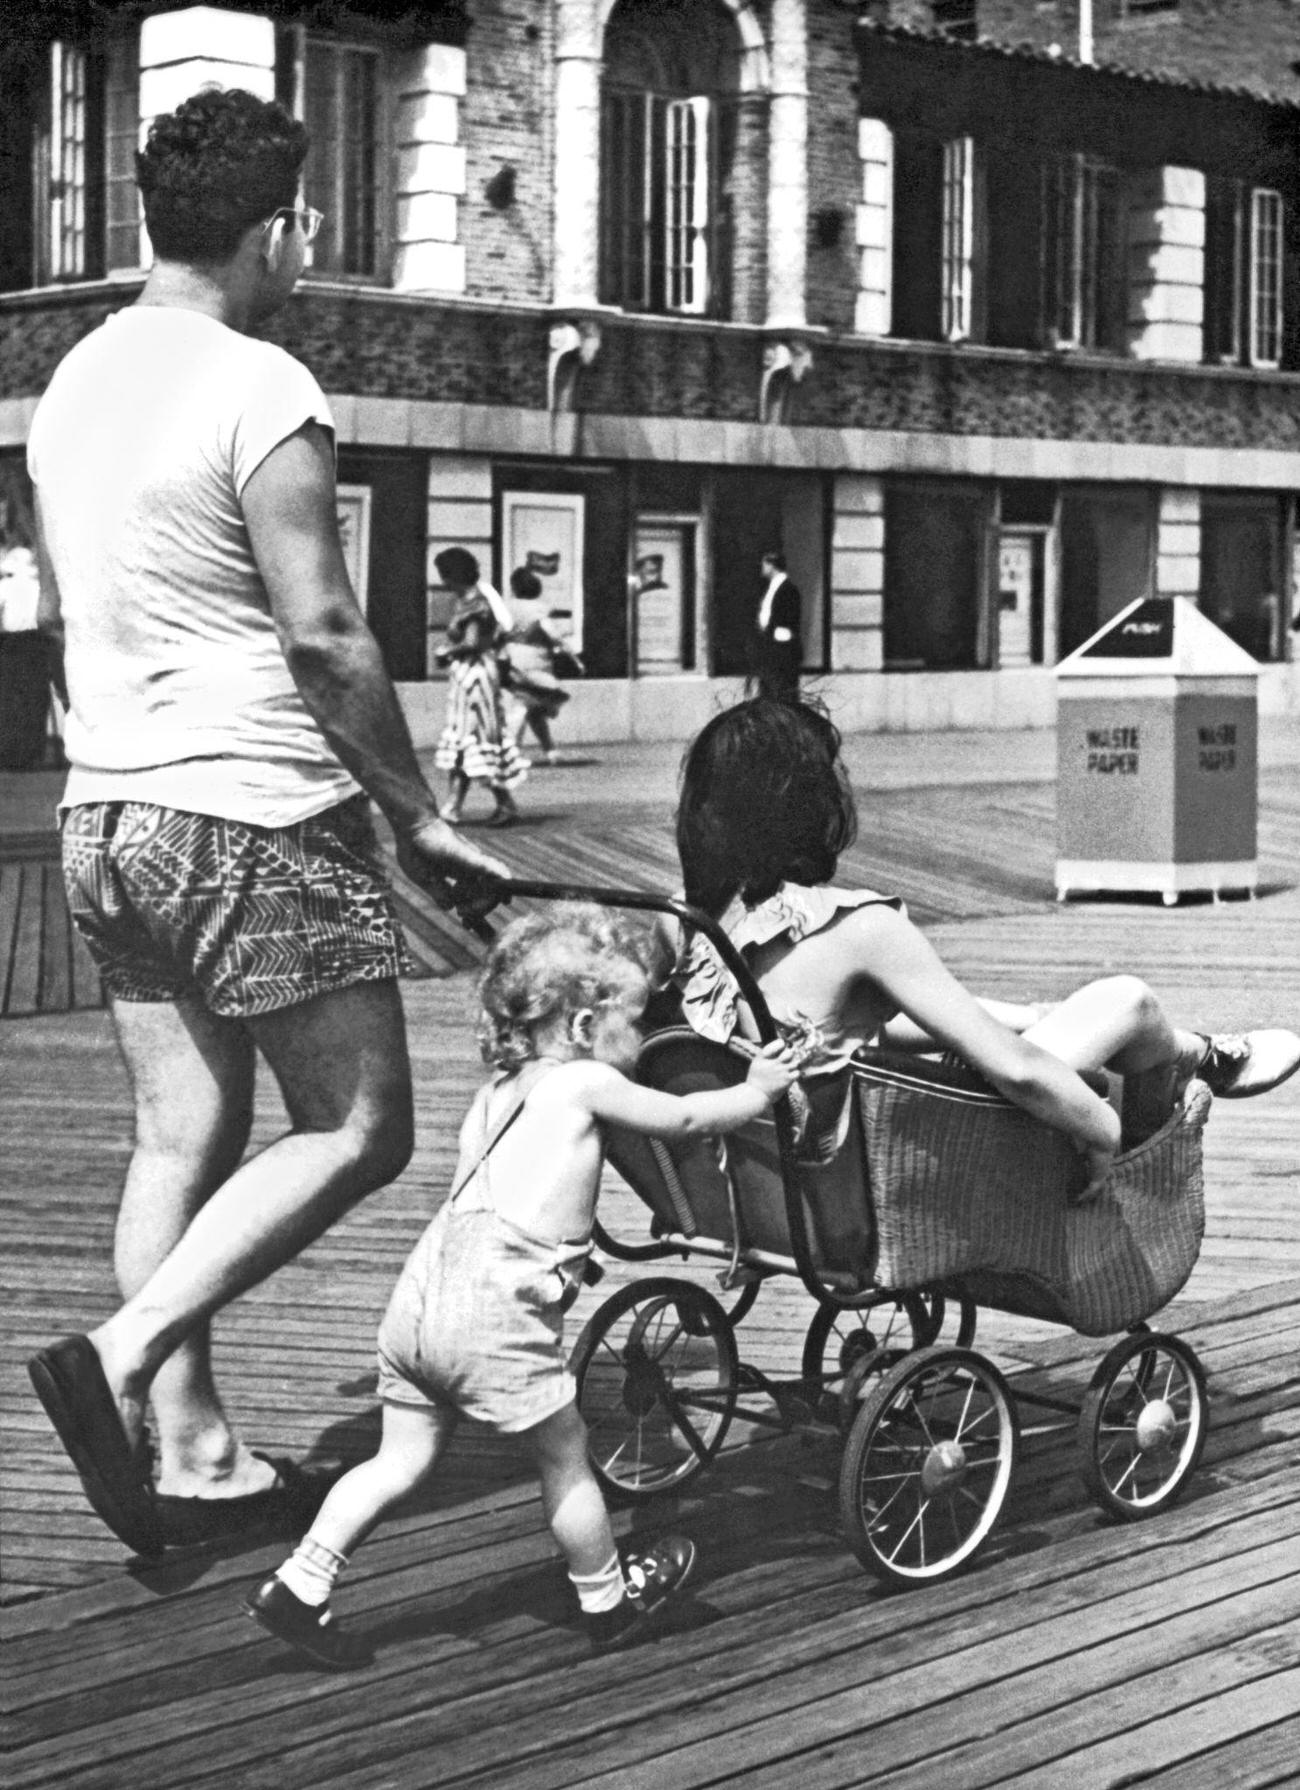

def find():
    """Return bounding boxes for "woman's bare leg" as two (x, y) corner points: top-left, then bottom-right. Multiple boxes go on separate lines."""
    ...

(1023, 975), (1203, 1142)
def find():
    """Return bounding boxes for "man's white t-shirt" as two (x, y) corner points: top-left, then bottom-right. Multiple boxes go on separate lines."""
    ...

(26, 306), (361, 826)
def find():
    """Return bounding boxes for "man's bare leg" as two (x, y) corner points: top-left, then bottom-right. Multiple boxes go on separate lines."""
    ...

(91, 979), (414, 1486)
(107, 994), (261, 1495)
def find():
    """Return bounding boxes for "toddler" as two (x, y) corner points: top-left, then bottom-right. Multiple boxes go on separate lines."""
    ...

(245, 903), (796, 1669)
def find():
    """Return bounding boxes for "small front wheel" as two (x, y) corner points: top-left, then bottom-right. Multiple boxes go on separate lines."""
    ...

(1078, 1331), (1208, 1520)
(839, 1346), (1018, 1586)
(801, 1291), (929, 1425)
(569, 1278), (738, 1502)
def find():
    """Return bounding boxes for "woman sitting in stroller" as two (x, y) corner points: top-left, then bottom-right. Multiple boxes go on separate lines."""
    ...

(672, 697), (1300, 1195)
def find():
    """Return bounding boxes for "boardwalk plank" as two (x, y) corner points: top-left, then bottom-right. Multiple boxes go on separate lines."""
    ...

(1125, 1714), (1300, 1789)
(959, 1661), (1300, 1790)
(6, 761), (1300, 1785)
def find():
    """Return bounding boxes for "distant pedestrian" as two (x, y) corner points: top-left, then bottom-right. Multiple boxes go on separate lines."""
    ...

(433, 547), (527, 827)
(502, 565), (573, 765)
(752, 549), (801, 699)
(244, 904), (799, 1668)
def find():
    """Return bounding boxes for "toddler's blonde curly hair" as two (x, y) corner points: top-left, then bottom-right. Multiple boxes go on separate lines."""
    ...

(477, 903), (657, 1071)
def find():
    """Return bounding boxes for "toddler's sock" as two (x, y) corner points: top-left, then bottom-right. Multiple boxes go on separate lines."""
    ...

(276, 1534), (348, 1608)
(569, 1550), (626, 1614)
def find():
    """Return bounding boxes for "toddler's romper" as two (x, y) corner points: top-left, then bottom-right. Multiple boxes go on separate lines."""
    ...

(376, 1081), (591, 1433)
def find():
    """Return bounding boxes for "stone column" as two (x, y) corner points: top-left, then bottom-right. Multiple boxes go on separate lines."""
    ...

(854, 117), (892, 337)
(138, 8), (275, 119)
(1157, 488), (1201, 602)
(765, 0), (807, 330)
(831, 475), (885, 671)
(393, 44), (467, 294)
(554, 0), (602, 308)
(1127, 165), (1205, 364)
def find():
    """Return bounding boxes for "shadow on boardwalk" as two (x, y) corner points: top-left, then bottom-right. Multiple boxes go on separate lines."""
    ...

(3, 741), (1300, 1786)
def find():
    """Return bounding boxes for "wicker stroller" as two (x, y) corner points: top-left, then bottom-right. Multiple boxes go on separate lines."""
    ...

(495, 881), (1211, 1587)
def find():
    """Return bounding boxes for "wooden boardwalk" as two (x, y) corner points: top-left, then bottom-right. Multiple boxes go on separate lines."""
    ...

(4, 764), (1300, 1785)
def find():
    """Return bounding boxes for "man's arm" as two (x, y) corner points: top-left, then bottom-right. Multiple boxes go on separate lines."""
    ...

(241, 423), (506, 898)
(33, 497), (69, 708)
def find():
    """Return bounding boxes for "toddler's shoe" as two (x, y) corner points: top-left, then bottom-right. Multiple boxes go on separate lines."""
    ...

(1196, 1030), (1300, 1099)
(244, 1575), (373, 1671)
(585, 1533), (697, 1654)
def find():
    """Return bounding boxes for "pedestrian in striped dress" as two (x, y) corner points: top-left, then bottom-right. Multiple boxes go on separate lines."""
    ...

(433, 548), (527, 827)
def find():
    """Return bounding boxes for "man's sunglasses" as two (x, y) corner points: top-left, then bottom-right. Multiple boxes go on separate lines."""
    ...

(267, 205), (324, 244)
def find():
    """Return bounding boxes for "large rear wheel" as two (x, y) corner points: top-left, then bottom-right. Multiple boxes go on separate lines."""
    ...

(570, 1278), (738, 1502)
(839, 1346), (1018, 1585)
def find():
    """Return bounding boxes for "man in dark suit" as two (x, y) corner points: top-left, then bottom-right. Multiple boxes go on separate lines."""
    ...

(753, 549), (802, 697)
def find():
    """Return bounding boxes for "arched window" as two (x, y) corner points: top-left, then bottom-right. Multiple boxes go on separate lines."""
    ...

(599, 0), (741, 317)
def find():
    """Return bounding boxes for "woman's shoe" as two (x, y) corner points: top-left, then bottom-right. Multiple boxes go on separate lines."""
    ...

(1195, 1030), (1300, 1098)
(437, 804), (463, 826)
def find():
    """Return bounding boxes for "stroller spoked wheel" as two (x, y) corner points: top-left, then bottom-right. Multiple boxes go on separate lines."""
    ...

(801, 1291), (929, 1426)
(1078, 1331), (1208, 1521)
(838, 1346), (1019, 1585)
(569, 1278), (738, 1503)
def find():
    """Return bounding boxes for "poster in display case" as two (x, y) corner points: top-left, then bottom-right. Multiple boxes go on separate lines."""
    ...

(501, 491), (586, 650)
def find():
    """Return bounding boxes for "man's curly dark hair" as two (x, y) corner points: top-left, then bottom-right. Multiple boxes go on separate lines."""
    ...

(136, 88), (308, 264)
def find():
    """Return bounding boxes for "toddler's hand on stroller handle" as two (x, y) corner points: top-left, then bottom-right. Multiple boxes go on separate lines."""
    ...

(748, 1038), (801, 1102)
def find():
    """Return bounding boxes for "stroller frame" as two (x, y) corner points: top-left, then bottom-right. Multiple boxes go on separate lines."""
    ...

(492, 880), (1210, 1586)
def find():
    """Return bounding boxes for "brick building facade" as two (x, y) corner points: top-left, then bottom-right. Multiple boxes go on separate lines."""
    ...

(3, 0), (1300, 743)
(884, 1), (1300, 104)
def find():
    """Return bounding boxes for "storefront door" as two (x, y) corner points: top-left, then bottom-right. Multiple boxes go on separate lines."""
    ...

(632, 519), (695, 675)
(997, 530), (1040, 667)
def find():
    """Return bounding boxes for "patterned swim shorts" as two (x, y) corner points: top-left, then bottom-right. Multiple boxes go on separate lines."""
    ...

(61, 795), (414, 1018)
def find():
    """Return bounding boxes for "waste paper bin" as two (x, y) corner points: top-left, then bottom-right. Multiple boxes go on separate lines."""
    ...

(1055, 596), (1257, 905)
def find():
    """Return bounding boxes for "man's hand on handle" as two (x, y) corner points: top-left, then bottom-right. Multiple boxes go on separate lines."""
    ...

(395, 818), (510, 933)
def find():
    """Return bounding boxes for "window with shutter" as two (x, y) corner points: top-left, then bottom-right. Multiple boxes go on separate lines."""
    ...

(599, 0), (740, 319)
(941, 135), (974, 342)
(1249, 187), (1283, 369)
(280, 30), (389, 281)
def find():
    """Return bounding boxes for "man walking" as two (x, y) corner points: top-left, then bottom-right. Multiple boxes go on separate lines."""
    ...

(753, 550), (802, 698)
(25, 88), (505, 1555)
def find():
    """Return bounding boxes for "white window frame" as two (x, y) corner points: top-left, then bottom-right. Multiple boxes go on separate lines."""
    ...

(284, 29), (390, 281)
(941, 135), (974, 342)
(664, 96), (710, 316)
(1249, 187), (1283, 370)
(48, 42), (89, 281)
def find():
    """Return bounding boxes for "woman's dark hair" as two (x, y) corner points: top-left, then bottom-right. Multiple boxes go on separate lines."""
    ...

(677, 696), (857, 916)
(136, 88), (308, 264)
(510, 566), (543, 600)
(434, 546), (481, 588)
